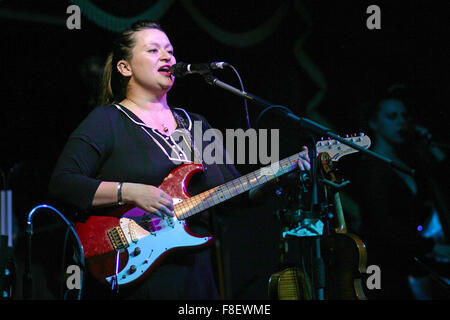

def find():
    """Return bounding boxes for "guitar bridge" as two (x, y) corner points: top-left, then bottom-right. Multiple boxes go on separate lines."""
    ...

(107, 226), (129, 250)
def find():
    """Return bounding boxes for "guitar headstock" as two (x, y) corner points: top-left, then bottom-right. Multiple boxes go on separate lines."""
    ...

(316, 133), (371, 161)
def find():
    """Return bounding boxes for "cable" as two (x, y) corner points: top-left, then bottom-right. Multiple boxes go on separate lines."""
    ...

(224, 63), (251, 129)
(255, 104), (295, 127)
(26, 204), (85, 300)
(61, 226), (71, 299)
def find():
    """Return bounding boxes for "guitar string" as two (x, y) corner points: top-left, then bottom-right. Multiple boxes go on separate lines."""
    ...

(176, 152), (304, 219)
(174, 134), (369, 219)
(180, 155), (295, 218)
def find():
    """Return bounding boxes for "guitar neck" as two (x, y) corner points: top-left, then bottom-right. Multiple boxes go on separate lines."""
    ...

(175, 151), (305, 220)
(175, 134), (371, 220)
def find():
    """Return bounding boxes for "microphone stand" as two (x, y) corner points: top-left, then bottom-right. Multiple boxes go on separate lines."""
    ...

(201, 73), (415, 300)
(305, 134), (326, 300)
(201, 73), (415, 177)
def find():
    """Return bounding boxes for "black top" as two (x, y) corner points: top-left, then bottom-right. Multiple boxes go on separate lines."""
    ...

(48, 104), (241, 299)
(49, 104), (240, 213)
(347, 154), (436, 299)
(356, 157), (435, 259)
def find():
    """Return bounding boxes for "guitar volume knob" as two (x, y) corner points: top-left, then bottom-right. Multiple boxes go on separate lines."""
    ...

(133, 247), (141, 256)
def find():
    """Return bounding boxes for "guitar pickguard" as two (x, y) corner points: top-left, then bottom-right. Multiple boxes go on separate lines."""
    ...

(105, 202), (212, 286)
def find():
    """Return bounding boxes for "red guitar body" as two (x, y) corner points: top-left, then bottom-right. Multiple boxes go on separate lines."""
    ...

(74, 163), (213, 287)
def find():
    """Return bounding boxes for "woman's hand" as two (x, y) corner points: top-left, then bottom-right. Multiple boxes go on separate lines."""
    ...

(122, 183), (174, 217)
(297, 146), (311, 172)
(249, 146), (311, 201)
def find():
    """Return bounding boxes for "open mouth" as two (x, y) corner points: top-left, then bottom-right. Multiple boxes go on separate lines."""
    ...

(158, 65), (172, 77)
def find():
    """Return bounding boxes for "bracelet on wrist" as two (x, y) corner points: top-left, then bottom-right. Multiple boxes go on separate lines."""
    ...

(117, 182), (124, 205)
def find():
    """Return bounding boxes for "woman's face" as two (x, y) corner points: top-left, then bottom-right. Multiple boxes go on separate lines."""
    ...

(126, 28), (176, 96)
(370, 99), (408, 145)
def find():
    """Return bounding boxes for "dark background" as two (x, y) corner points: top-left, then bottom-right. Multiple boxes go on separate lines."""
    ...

(1, 1), (449, 299)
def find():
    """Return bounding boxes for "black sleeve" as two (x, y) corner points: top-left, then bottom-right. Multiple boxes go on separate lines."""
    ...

(360, 161), (435, 258)
(48, 107), (114, 212)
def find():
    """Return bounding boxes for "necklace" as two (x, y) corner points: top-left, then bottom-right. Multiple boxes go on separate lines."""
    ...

(125, 98), (170, 133)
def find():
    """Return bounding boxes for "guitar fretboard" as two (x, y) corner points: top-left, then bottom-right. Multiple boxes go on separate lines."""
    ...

(174, 151), (305, 220)
(174, 134), (370, 220)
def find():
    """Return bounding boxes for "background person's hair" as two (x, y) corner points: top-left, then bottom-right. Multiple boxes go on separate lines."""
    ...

(357, 83), (410, 133)
(98, 20), (165, 106)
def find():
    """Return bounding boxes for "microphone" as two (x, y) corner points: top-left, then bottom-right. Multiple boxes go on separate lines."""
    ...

(411, 124), (432, 141)
(170, 61), (228, 77)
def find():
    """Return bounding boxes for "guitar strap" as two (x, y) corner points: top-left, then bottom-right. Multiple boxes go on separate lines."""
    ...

(172, 108), (203, 165)
(114, 104), (203, 165)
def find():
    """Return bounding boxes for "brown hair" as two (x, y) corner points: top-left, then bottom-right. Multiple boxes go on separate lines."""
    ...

(357, 83), (410, 132)
(98, 20), (165, 106)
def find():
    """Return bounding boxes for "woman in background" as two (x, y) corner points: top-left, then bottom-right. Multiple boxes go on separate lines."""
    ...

(350, 89), (450, 299)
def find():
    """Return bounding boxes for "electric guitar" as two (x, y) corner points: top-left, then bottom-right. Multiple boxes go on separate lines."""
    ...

(74, 134), (371, 288)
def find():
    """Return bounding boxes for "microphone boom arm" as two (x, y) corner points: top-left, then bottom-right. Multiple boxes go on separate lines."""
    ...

(201, 74), (415, 177)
